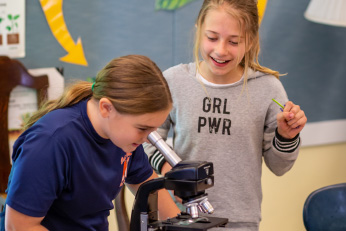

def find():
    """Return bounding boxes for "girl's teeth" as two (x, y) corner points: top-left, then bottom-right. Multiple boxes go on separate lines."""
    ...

(213, 58), (226, 63)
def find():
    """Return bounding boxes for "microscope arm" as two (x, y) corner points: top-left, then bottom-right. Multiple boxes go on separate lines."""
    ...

(130, 178), (165, 231)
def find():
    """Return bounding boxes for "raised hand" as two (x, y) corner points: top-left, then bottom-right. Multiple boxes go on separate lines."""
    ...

(276, 101), (307, 139)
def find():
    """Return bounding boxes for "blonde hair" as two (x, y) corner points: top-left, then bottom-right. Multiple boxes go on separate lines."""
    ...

(193, 0), (280, 82)
(25, 55), (172, 130)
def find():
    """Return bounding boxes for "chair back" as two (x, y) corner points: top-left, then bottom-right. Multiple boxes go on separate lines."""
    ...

(303, 183), (346, 231)
(114, 187), (130, 231)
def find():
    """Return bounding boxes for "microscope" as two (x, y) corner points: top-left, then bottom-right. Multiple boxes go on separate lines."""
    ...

(129, 131), (229, 231)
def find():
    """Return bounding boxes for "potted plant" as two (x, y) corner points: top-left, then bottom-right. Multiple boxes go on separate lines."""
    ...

(6, 14), (20, 44)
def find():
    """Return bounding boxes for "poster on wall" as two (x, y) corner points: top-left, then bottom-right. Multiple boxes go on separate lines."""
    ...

(8, 68), (64, 159)
(0, 0), (25, 58)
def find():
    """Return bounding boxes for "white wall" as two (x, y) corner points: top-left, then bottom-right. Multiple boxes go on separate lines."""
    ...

(260, 142), (346, 231)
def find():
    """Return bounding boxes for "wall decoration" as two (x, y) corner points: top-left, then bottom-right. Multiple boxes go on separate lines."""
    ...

(155, 0), (197, 10)
(154, 0), (267, 23)
(0, 0), (25, 58)
(40, 0), (88, 66)
(258, 0), (268, 24)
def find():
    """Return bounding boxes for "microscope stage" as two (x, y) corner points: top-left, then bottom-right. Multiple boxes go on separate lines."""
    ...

(150, 215), (228, 230)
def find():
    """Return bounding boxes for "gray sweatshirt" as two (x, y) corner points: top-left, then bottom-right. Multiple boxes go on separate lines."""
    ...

(144, 62), (300, 228)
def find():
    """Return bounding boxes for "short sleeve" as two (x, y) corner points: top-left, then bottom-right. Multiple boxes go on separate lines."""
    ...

(6, 133), (68, 217)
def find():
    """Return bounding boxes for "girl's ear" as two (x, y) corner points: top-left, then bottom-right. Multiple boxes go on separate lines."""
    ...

(99, 98), (114, 118)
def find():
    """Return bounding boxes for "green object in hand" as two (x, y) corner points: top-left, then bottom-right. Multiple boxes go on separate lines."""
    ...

(272, 98), (284, 109)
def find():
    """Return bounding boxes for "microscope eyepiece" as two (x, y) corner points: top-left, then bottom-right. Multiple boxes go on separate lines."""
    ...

(147, 131), (182, 167)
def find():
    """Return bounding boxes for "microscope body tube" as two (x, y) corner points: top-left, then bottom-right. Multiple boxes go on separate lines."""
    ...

(147, 131), (182, 167)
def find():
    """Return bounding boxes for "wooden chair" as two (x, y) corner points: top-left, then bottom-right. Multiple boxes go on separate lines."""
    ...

(114, 187), (130, 231)
(0, 56), (49, 194)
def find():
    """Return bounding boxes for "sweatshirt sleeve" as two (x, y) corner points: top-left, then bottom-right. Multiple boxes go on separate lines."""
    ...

(263, 135), (300, 176)
(143, 115), (172, 174)
(262, 95), (301, 176)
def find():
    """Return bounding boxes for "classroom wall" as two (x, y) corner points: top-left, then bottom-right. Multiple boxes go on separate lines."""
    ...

(19, 0), (346, 126)
(261, 142), (346, 231)
(14, 0), (346, 148)
(109, 142), (346, 231)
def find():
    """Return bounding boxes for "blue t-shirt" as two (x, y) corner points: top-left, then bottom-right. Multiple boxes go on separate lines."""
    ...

(5, 99), (153, 231)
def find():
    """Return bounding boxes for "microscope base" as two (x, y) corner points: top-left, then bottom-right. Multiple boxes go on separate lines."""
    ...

(150, 215), (228, 231)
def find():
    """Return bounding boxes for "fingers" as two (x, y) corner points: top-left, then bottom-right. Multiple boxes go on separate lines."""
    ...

(276, 101), (307, 139)
(286, 109), (306, 127)
(283, 101), (304, 126)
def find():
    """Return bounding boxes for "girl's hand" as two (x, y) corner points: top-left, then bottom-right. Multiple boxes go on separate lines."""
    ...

(276, 101), (307, 139)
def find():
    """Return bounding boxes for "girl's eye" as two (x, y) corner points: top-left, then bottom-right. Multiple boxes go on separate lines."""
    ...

(229, 40), (239, 45)
(138, 128), (147, 132)
(207, 37), (217, 41)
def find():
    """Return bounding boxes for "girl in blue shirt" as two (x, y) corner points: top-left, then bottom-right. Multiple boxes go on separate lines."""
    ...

(3, 55), (179, 231)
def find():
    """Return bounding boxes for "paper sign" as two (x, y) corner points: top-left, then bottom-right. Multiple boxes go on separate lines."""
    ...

(0, 0), (25, 57)
(8, 67), (64, 158)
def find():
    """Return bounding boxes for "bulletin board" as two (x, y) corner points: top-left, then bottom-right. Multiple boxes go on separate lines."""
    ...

(0, 0), (25, 58)
(13, 0), (346, 147)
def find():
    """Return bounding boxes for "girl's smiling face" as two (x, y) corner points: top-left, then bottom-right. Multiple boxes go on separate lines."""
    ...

(199, 6), (246, 84)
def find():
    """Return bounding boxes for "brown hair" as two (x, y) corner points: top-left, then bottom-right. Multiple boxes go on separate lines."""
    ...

(193, 0), (280, 81)
(24, 55), (172, 130)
